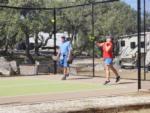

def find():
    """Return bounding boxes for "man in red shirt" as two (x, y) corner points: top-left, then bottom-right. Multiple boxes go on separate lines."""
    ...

(96, 36), (120, 85)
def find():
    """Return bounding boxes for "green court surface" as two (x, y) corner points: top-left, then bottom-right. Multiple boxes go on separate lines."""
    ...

(0, 78), (112, 97)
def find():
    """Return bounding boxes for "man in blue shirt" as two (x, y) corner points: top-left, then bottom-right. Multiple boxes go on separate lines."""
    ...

(57, 36), (72, 80)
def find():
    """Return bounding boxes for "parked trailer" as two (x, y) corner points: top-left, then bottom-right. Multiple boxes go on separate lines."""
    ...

(118, 32), (150, 68)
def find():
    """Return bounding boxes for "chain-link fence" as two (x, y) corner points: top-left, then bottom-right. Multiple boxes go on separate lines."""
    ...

(0, 0), (149, 89)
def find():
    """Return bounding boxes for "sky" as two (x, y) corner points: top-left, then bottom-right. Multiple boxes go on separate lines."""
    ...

(122, 0), (137, 10)
(122, 0), (150, 12)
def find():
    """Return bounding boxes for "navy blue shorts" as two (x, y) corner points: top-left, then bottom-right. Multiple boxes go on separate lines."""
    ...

(59, 55), (69, 68)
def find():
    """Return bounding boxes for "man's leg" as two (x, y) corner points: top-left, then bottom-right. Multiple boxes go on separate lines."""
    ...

(103, 58), (114, 85)
(109, 65), (119, 76)
(104, 64), (111, 85)
(63, 67), (67, 75)
(62, 67), (67, 80)
(62, 56), (69, 80)
(109, 65), (120, 82)
(105, 65), (110, 81)
(66, 67), (70, 77)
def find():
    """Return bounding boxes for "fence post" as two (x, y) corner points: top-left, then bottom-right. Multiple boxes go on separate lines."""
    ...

(143, 0), (146, 80)
(137, 0), (141, 90)
(92, 3), (95, 77)
(53, 8), (57, 74)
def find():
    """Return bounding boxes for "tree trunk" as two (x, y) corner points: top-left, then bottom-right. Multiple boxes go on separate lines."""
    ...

(42, 33), (53, 46)
(4, 36), (8, 54)
(4, 42), (8, 53)
(71, 29), (78, 47)
(34, 33), (40, 56)
(25, 32), (35, 64)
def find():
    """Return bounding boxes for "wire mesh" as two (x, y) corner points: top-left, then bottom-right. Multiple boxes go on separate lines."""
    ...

(0, 0), (149, 89)
(56, 5), (94, 76)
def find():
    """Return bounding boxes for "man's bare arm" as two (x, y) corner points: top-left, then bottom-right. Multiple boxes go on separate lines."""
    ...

(57, 49), (60, 58)
(105, 43), (112, 52)
(96, 42), (104, 47)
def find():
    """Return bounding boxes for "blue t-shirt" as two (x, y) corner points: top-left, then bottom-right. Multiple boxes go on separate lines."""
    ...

(59, 41), (72, 59)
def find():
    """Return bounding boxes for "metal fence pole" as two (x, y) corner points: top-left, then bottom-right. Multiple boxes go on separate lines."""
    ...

(92, 3), (95, 77)
(137, 0), (141, 90)
(143, 0), (146, 80)
(53, 8), (57, 74)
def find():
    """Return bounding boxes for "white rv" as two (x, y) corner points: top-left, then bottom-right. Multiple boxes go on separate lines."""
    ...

(29, 32), (69, 48)
(118, 32), (150, 68)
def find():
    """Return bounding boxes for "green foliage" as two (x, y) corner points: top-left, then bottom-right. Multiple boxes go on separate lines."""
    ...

(0, 0), (149, 56)
(94, 2), (137, 37)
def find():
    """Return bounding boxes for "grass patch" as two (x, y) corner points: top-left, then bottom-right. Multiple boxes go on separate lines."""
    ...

(0, 78), (113, 97)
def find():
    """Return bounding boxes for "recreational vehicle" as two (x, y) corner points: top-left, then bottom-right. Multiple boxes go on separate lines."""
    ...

(16, 32), (69, 51)
(118, 32), (150, 68)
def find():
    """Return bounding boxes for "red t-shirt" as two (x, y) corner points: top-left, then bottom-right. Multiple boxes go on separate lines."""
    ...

(102, 42), (113, 58)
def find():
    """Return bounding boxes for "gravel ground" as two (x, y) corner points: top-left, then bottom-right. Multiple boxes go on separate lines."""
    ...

(0, 95), (150, 113)
(119, 109), (150, 113)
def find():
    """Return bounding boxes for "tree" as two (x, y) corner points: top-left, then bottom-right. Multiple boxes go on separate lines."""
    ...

(49, 0), (138, 55)
(0, 0), (140, 58)
(94, 1), (137, 37)
(0, 6), (20, 54)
